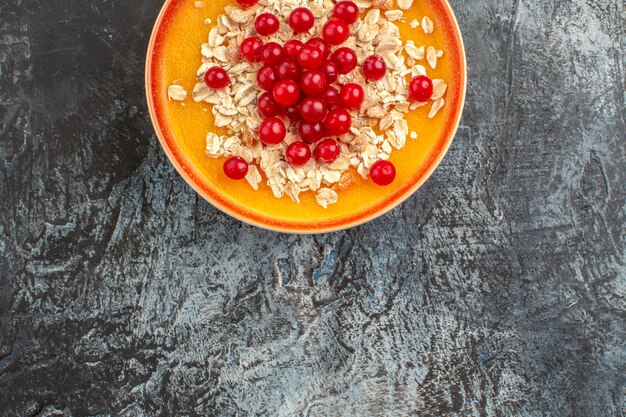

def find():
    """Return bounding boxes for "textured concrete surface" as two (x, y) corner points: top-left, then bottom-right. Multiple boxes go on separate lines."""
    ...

(0, 0), (624, 416)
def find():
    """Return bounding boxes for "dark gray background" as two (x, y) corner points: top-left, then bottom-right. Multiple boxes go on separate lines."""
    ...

(1, 0), (624, 416)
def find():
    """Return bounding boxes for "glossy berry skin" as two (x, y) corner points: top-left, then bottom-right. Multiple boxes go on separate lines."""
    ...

(204, 67), (230, 89)
(322, 18), (350, 45)
(260, 42), (284, 66)
(297, 45), (324, 70)
(409, 75), (434, 102)
(257, 92), (281, 117)
(314, 139), (341, 163)
(298, 121), (325, 143)
(339, 83), (364, 109)
(288, 8), (315, 33)
(362, 55), (387, 80)
(285, 142), (312, 166)
(332, 1), (359, 23)
(319, 60), (339, 83)
(369, 160), (396, 185)
(300, 70), (327, 96)
(285, 105), (302, 123)
(258, 117), (286, 145)
(284, 40), (304, 58)
(272, 79), (300, 107)
(236, 0), (259, 8)
(299, 97), (328, 123)
(223, 156), (249, 180)
(321, 86), (340, 106)
(256, 66), (277, 91)
(240, 37), (263, 62)
(305, 38), (330, 59)
(323, 108), (351, 135)
(276, 58), (302, 81)
(330, 47), (358, 74)
(255, 13), (280, 36)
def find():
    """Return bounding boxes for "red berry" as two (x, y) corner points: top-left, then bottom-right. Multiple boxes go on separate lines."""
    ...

(285, 105), (302, 122)
(260, 42), (284, 66)
(255, 13), (280, 36)
(322, 18), (350, 45)
(257, 66), (277, 91)
(223, 156), (249, 180)
(330, 47), (358, 74)
(300, 70), (327, 96)
(257, 92), (281, 117)
(204, 67), (230, 89)
(298, 121), (325, 143)
(409, 75), (434, 102)
(332, 1), (359, 23)
(272, 79), (300, 107)
(258, 117), (286, 145)
(299, 97), (328, 123)
(297, 45), (324, 70)
(288, 8), (315, 33)
(319, 60), (339, 83)
(362, 55), (387, 80)
(369, 160), (396, 185)
(323, 108), (351, 135)
(339, 83), (364, 109)
(285, 141), (312, 166)
(314, 139), (341, 163)
(240, 37), (263, 62)
(236, 0), (259, 8)
(321, 86), (339, 106)
(276, 58), (302, 81)
(284, 40), (304, 58)
(305, 38), (330, 59)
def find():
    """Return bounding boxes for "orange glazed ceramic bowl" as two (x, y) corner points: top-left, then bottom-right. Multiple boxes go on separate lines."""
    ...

(146, 0), (466, 233)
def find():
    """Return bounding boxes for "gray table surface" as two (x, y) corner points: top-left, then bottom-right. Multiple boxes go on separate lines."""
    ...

(1, 0), (624, 416)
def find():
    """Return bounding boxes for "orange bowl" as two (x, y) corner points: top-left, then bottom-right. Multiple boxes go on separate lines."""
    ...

(145, 0), (466, 233)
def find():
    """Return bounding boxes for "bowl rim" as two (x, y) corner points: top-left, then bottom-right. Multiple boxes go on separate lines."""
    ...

(145, 0), (467, 234)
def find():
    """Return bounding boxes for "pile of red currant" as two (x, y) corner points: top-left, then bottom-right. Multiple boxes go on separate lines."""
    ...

(204, 0), (435, 188)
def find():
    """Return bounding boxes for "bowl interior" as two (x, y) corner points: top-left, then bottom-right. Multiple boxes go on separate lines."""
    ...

(146, 0), (466, 233)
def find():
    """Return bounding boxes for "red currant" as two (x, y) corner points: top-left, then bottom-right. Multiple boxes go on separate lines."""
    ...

(236, 0), (258, 8)
(284, 40), (304, 58)
(339, 83), (364, 109)
(288, 8), (315, 33)
(285, 105), (302, 122)
(285, 141), (312, 166)
(319, 60), (339, 83)
(322, 18), (350, 45)
(362, 55), (387, 80)
(255, 13), (280, 36)
(297, 45), (324, 70)
(276, 57), (302, 81)
(260, 42), (285, 66)
(369, 160), (396, 185)
(258, 117), (286, 145)
(300, 70), (327, 96)
(323, 108), (351, 135)
(330, 47), (358, 74)
(204, 67), (230, 89)
(223, 156), (249, 180)
(298, 121), (325, 143)
(305, 38), (330, 59)
(409, 75), (434, 102)
(240, 37), (263, 62)
(299, 97), (328, 123)
(257, 66), (277, 91)
(272, 79), (300, 107)
(332, 1), (359, 23)
(257, 92), (281, 117)
(321, 86), (339, 106)
(314, 139), (341, 163)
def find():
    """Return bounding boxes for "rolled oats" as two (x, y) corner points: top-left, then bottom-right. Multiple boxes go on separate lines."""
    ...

(422, 16), (434, 34)
(168, 84), (188, 101)
(315, 188), (338, 208)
